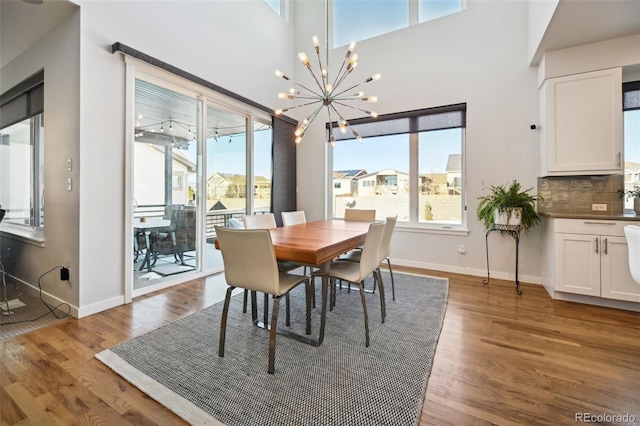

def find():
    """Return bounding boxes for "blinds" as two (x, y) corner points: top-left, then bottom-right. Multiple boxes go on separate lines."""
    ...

(329, 103), (466, 142)
(0, 70), (44, 129)
(623, 81), (640, 111)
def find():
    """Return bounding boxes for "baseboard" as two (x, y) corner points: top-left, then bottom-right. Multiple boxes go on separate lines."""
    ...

(390, 258), (542, 285)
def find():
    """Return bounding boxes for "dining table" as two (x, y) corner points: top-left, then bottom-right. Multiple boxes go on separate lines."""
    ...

(258, 219), (371, 346)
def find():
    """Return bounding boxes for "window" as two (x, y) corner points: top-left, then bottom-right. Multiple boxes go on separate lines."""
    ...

(333, 0), (462, 48)
(623, 81), (640, 211)
(0, 71), (45, 228)
(264, 0), (281, 15)
(330, 103), (466, 229)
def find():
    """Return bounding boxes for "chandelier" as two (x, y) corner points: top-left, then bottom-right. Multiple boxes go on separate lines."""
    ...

(274, 36), (381, 145)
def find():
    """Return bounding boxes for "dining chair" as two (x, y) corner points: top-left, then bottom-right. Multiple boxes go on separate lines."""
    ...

(243, 213), (277, 229)
(281, 210), (314, 277)
(339, 216), (397, 300)
(344, 208), (376, 222)
(281, 210), (307, 226)
(243, 212), (304, 321)
(313, 221), (386, 347)
(215, 226), (312, 374)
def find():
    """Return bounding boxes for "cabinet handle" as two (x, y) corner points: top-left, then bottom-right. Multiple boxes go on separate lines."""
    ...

(595, 237), (599, 254)
(603, 238), (608, 255)
(583, 221), (615, 225)
(617, 152), (621, 167)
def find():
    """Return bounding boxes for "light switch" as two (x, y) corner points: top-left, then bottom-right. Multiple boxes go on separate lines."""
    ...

(67, 158), (72, 172)
(67, 177), (72, 191)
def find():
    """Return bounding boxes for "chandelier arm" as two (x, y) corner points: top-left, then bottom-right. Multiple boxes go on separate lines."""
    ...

(332, 100), (375, 116)
(304, 66), (328, 95)
(283, 100), (324, 112)
(313, 49), (328, 90)
(330, 55), (352, 91)
(331, 80), (370, 98)
(288, 79), (325, 98)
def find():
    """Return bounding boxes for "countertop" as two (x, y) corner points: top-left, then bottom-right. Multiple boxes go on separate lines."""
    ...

(540, 212), (640, 221)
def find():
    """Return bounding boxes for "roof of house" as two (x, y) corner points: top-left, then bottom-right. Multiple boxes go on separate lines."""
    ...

(333, 169), (367, 179)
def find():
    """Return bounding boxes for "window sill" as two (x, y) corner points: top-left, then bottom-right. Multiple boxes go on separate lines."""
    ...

(395, 223), (469, 236)
(0, 224), (45, 247)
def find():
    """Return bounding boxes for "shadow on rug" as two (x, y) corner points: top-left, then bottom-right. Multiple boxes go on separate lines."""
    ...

(96, 271), (448, 426)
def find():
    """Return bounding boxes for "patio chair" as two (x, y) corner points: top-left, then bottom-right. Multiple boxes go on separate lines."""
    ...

(215, 226), (312, 374)
(150, 208), (196, 266)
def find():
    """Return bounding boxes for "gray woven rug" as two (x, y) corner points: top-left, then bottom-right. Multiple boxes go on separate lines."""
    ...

(97, 272), (448, 425)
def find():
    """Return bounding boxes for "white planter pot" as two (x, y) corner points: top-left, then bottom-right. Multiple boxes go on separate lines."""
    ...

(634, 198), (640, 215)
(494, 208), (522, 226)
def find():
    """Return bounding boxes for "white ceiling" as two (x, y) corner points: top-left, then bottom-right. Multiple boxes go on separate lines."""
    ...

(0, 0), (78, 68)
(530, 0), (640, 65)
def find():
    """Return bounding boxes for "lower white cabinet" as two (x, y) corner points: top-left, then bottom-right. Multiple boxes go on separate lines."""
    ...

(544, 219), (640, 304)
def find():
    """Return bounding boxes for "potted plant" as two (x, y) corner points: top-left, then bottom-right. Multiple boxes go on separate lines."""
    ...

(476, 180), (542, 233)
(618, 185), (640, 215)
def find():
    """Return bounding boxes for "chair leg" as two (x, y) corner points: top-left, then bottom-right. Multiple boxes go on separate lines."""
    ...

(218, 286), (235, 357)
(376, 268), (386, 323)
(251, 291), (258, 323)
(242, 289), (248, 313)
(285, 293), (291, 326)
(268, 296), (281, 374)
(387, 257), (395, 301)
(263, 293), (269, 325)
(304, 279), (312, 335)
(357, 282), (370, 347)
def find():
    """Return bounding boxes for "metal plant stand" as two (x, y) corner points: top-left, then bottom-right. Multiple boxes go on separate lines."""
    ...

(483, 224), (522, 295)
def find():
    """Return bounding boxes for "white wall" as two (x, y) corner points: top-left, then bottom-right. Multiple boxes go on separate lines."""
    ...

(74, 0), (293, 315)
(0, 10), (82, 311)
(294, 0), (543, 283)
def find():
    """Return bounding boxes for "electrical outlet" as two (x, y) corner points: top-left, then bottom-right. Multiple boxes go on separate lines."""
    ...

(591, 204), (607, 212)
(60, 267), (70, 281)
(458, 245), (466, 254)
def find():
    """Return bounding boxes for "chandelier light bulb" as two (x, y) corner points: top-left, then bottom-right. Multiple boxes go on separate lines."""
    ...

(298, 52), (310, 67)
(363, 96), (378, 103)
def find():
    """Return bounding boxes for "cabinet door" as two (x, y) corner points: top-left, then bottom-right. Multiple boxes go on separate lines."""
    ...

(544, 68), (622, 175)
(555, 233), (600, 296)
(601, 236), (640, 302)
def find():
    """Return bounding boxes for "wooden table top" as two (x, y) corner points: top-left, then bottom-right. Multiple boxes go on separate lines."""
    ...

(269, 220), (371, 266)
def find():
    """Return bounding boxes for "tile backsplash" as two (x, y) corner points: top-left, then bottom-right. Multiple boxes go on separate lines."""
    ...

(537, 175), (624, 215)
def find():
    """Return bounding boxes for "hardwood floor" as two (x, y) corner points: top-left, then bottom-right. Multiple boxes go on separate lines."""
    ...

(1, 268), (639, 425)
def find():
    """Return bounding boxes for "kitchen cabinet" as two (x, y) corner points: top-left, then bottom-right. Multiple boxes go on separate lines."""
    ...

(543, 219), (640, 304)
(540, 68), (622, 176)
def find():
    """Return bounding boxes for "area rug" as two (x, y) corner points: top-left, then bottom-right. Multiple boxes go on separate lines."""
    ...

(96, 272), (448, 425)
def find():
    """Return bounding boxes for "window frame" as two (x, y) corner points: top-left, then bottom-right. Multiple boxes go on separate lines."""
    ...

(326, 103), (468, 234)
(0, 70), (45, 235)
(331, 0), (464, 48)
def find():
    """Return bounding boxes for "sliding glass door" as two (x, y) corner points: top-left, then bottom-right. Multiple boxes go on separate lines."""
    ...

(133, 78), (201, 290)
(128, 67), (275, 296)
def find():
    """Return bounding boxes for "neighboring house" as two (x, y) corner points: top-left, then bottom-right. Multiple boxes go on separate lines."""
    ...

(624, 161), (640, 184)
(333, 169), (367, 196)
(445, 154), (462, 195)
(133, 143), (196, 207)
(356, 169), (409, 196)
(206, 173), (271, 200)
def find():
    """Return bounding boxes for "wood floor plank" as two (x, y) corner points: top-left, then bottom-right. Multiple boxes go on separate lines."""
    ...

(1, 268), (639, 425)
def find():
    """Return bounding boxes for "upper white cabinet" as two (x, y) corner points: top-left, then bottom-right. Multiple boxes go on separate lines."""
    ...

(540, 68), (623, 176)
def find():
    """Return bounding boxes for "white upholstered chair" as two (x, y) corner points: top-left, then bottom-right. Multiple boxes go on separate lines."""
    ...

(215, 226), (312, 374)
(340, 216), (397, 300)
(624, 225), (640, 286)
(243, 213), (303, 319)
(281, 210), (307, 226)
(313, 221), (386, 347)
